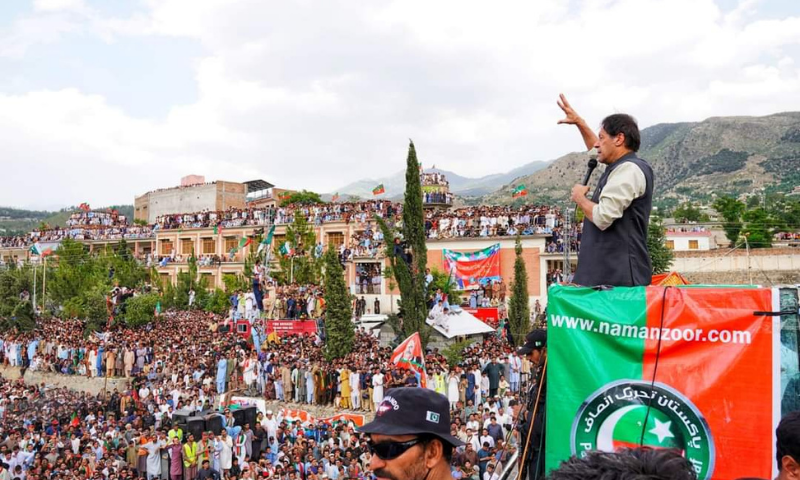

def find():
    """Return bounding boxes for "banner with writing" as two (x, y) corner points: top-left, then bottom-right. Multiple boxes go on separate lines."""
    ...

(442, 243), (501, 289)
(545, 285), (779, 480)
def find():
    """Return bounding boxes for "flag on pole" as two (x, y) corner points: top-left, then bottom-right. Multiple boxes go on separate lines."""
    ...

(279, 242), (294, 256)
(258, 225), (276, 255)
(331, 193), (340, 202)
(372, 184), (385, 196)
(78, 202), (90, 212)
(239, 237), (252, 249)
(512, 185), (528, 198)
(214, 224), (223, 235)
(389, 332), (427, 387)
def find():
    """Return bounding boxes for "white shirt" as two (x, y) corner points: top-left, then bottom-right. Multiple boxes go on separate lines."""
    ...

(591, 160), (647, 231)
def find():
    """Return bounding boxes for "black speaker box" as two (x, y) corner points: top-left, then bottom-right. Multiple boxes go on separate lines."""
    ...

(204, 413), (224, 435)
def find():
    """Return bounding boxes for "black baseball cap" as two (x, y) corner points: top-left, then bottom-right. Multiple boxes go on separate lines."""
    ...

(517, 329), (546, 355)
(358, 388), (464, 447)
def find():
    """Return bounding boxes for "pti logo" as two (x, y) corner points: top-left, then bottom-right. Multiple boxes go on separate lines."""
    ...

(571, 380), (714, 480)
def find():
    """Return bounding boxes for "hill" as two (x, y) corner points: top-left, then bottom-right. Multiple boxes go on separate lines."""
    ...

(330, 160), (551, 199)
(483, 112), (800, 208)
(0, 205), (134, 235)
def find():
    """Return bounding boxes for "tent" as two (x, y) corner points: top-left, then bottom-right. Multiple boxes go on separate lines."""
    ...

(651, 271), (691, 286)
(426, 309), (495, 339)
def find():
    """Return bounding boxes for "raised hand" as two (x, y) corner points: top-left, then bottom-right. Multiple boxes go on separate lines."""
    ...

(558, 93), (584, 125)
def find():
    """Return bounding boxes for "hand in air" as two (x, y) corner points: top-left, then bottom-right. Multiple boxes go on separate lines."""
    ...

(557, 93), (581, 125)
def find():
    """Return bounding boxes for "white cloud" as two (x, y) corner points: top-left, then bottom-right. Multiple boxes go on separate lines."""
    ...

(1, 0), (800, 209)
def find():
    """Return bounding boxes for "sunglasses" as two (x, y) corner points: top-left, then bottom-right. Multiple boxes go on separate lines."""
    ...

(366, 438), (424, 460)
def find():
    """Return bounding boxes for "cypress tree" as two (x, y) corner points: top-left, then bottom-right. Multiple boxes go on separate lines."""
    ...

(401, 141), (430, 344)
(375, 141), (431, 347)
(647, 214), (674, 274)
(323, 248), (354, 360)
(507, 234), (530, 346)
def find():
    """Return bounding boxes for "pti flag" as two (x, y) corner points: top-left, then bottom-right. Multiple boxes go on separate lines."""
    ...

(372, 184), (385, 195)
(332, 192), (340, 202)
(29, 242), (53, 257)
(389, 332), (427, 388)
(545, 284), (779, 480)
(512, 185), (527, 198)
(279, 242), (294, 256)
(442, 243), (501, 289)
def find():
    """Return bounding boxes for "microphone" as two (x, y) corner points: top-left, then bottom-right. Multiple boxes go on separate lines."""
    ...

(581, 148), (599, 186)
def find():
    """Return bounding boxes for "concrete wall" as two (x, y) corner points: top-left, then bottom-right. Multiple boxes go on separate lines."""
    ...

(0, 365), (130, 395)
(134, 194), (150, 222)
(666, 235), (714, 251)
(673, 248), (800, 282)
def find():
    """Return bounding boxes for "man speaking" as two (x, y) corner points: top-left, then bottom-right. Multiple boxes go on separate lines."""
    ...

(557, 94), (654, 287)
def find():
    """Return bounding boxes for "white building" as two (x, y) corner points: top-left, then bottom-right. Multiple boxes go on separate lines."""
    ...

(665, 230), (716, 251)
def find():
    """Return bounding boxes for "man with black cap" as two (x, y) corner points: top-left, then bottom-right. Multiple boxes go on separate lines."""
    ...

(359, 388), (465, 480)
(516, 329), (547, 480)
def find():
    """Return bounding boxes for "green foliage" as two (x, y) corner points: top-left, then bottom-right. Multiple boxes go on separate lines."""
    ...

(713, 196), (746, 244)
(165, 253), (210, 310)
(647, 215), (674, 275)
(123, 293), (159, 328)
(280, 190), (325, 207)
(441, 339), (471, 367)
(742, 208), (778, 248)
(204, 288), (231, 315)
(133, 219), (148, 226)
(375, 142), (432, 348)
(507, 235), (530, 346)
(222, 273), (249, 293)
(672, 202), (708, 223)
(696, 149), (748, 175)
(428, 269), (457, 301)
(323, 248), (354, 360)
(272, 214), (321, 285)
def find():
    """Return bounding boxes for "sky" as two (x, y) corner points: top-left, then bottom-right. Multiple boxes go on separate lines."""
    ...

(1, 0), (800, 210)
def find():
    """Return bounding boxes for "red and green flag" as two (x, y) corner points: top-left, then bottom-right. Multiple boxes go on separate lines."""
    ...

(389, 332), (427, 388)
(512, 184), (527, 198)
(239, 237), (252, 249)
(213, 224), (223, 235)
(29, 242), (53, 257)
(545, 285), (778, 480)
(78, 202), (90, 212)
(372, 184), (385, 196)
(331, 192), (340, 202)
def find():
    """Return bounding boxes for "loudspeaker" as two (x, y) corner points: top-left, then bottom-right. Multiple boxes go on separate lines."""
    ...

(185, 417), (206, 440)
(242, 406), (258, 428)
(231, 409), (247, 427)
(204, 413), (224, 435)
(172, 409), (193, 426)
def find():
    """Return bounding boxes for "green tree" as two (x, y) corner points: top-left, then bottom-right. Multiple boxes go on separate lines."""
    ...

(123, 293), (160, 327)
(0, 264), (36, 331)
(507, 235), (530, 346)
(713, 196), (746, 245)
(647, 214), (674, 274)
(272, 214), (321, 285)
(428, 269), (457, 303)
(742, 208), (776, 248)
(672, 202), (707, 223)
(377, 141), (431, 348)
(322, 248), (354, 360)
(280, 190), (325, 207)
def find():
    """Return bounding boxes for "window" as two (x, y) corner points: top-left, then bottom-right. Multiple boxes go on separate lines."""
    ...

(202, 237), (215, 254)
(224, 237), (238, 253)
(689, 240), (699, 250)
(355, 262), (382, 294)
(666, 240), (675, 250)
(327, 232), (344, 249)
(181, 238), (194, 255)
(161, 240), (174, 255)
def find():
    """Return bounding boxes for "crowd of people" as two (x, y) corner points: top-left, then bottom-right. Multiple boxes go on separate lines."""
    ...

(0, 300), (539, 480)
(66, 212), (129, 229)
(424, 205), (563, 240)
